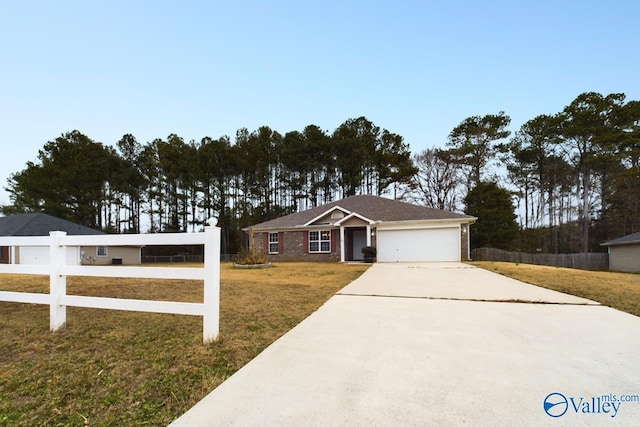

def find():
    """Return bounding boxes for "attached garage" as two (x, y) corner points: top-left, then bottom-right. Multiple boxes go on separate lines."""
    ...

(377, 227), (461, 262)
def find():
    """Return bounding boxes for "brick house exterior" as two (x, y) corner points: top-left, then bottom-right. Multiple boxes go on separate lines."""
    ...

(0, 246), (8, 264)
(247, 195), (476, 263)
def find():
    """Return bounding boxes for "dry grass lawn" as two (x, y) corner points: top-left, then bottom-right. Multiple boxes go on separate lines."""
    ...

(0, 262), (369, 426)
(470, 261), (640, 317)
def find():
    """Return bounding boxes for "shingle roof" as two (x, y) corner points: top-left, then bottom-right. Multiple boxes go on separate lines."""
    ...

(0, 213), (104, 236)
(251, 195), (475, 230)
(602, 231), (640, 246)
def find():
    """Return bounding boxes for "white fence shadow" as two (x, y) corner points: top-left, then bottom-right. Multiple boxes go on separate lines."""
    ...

(0, 226), (221, 344)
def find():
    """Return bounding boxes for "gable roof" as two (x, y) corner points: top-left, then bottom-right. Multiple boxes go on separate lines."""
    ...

(334, 211), (376, 226)
(251, 195), (475, 230)
(0, 213), (104, 236)
(303, 206), (352, 226)
(602, 231), (640, 247)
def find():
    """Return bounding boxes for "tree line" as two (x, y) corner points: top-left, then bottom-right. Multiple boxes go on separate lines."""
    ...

(412, 92), (640, 253)
(2, 117), (415, 253)
(3, 92), (639, 254)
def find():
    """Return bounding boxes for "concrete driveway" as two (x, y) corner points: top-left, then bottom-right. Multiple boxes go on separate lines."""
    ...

(170, 263), (640, 426)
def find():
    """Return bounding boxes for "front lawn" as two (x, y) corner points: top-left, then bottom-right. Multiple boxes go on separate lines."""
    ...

(0, 262), (368, 426)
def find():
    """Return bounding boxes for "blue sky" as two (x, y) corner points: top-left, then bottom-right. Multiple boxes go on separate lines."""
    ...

(1, 0), (639, 206)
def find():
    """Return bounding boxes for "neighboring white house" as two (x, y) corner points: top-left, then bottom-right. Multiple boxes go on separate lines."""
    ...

(0, 213), (141, 265)
(601, 231), (640, 273)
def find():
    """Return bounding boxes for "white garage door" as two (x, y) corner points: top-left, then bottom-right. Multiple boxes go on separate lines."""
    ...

(377, 227), (459, 262)
(19, 246), (80, 265)
(20, 247), (50, 265)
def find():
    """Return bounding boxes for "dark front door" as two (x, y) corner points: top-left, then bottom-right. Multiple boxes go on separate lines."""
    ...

(345, 227), (367, 261)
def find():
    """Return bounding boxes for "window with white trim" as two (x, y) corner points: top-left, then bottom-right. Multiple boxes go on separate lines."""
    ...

(96, 246), (108, 257)
(268, 232), (279, 254)
(309, 230), (331, 253)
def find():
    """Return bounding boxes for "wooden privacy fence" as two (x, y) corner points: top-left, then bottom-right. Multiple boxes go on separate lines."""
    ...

(471, 247), (609, 271)
(0, 225), (221, 344)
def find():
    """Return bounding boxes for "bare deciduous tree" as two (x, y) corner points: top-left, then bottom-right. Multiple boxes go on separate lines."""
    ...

(412, 148), (463, 212)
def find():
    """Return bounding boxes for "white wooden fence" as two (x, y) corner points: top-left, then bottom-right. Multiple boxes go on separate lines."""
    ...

(0, 224), (221, 344)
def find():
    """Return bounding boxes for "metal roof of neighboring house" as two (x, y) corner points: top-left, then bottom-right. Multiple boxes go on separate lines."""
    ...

(250, 195), (476, 230)
(0, 213), (104, 236)
(601, 231), (640, 246)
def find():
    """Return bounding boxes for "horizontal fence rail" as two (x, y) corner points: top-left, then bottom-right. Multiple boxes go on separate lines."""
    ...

(0, 226), (221, 344)
(471, 247), (609, 271)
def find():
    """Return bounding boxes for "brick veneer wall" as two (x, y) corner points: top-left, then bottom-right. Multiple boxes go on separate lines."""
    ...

(255, 231), (340, 262)
(0, 246), (8, 264)
(257, 226), (469, 262)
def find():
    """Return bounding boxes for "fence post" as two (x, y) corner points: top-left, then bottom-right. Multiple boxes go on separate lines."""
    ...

(202, 220), (221, 344)
(49, 231), (67, 331)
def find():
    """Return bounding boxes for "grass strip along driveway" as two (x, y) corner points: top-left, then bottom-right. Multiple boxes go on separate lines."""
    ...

(470, 261), (640, 317)
(0, 262), (369, 426)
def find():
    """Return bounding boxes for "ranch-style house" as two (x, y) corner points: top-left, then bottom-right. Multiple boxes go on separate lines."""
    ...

(247, 195), (476, 262)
